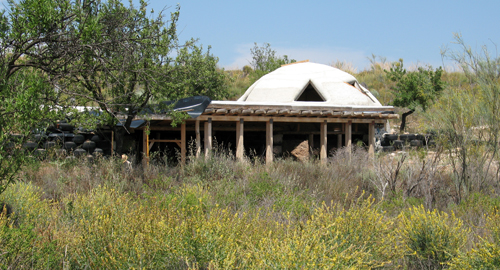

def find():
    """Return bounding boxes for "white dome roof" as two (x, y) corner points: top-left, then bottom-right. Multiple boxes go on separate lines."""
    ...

(238, 62), (382, 107)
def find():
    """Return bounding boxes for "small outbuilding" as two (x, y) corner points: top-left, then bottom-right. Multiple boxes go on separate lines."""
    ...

(131, 62), (397, 164)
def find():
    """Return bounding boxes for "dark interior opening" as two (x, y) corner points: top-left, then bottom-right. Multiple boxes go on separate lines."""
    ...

(296, 83), (324, 102)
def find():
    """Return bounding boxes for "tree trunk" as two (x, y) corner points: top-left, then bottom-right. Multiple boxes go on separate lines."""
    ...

(400, 110), (414, 132)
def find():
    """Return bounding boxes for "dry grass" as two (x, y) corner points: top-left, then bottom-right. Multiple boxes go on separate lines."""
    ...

(1, 145), (500, 268)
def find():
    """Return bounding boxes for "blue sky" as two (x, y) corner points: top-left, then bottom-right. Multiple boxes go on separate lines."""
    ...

(2, 0), (497, 70)
(142, 0), (498, 71)
(5, 0), (496, 71)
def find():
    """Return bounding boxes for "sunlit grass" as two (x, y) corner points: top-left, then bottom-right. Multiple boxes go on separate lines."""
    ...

(0, 147), (499, 268)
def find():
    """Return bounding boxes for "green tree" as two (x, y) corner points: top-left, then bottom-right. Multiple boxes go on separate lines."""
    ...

(50, 0), (229, 154)
(169, 44), (229, 101)
(0, 0), (72, 193)
(249, 42), (295, 82)
(427, 33), (500, 203)
(385, 59), (445, 132)
(0, 0), (229, 193)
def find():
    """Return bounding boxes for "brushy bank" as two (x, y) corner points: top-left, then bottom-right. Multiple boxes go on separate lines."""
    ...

(1, 147), (500, 269)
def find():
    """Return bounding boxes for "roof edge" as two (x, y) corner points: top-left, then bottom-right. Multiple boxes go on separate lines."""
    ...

(209, 100), (394, 112)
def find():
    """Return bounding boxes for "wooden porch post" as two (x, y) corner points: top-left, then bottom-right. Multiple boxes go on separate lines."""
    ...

(337, 134), (342, 149)
(236, 118), (244, 161)
(195, 119), (201, 158)
(368, 121), (375, 157)
(181, 122), (186, 165)
(266, 119), (273, 165)
(204, 118), (212, 158)
(345, 120), (352, 153)
(320, 120), (327, 164)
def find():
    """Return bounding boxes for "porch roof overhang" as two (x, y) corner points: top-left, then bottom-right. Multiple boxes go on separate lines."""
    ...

(208, 101), (395, 113)
(132, 100), (398, 128)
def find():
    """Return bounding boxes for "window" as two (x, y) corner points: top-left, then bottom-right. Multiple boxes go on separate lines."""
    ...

(296, 81), (325, 101)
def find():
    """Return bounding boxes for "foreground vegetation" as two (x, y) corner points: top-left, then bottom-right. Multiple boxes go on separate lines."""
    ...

(1, 34), (498, 269)
(1, 146), (500, 269)
(0, 0), (498, 267)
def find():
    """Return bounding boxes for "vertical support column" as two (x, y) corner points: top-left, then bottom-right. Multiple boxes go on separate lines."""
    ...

(308, 134), (314, 156)
(266, 119), (273, 165)
(204, 118), (212, 158)
(181, 122), (186, 165)
(320, 120), (327, 164)
(337, 134), (342, 149)
(236, 118), (244, 161)
(345, 120), (352, 153)
(368, 121), (375, 157)
(195, 119), (201, 158)
(111, 131), (114, 156)
(142, 128), (149, 167)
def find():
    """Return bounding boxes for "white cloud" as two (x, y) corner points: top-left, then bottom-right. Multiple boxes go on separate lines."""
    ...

(222, 44), (370, 71)
(222, 43), (254, 70)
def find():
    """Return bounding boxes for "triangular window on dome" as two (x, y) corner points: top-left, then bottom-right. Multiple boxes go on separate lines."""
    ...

(295, 81), (325, 102)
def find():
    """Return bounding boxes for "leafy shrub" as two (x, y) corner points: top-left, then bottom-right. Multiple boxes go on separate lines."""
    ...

(448, 208), (500, 269)
(249, 197), (397, 269)
(0, 182), (61, 269)
(398, 205), (468, 269)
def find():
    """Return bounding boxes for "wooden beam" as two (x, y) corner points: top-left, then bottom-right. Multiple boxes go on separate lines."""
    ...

(236, 118), (244, 161)
(322, 111), (334, 116)
(204, 118), (212, 158)
(266, 119), (273, 165)
(345, 121), (352, 151)
(195, 115), (389, 124)
(195, 119), (201, 158)
(337, 134), (342, 149)
(320, 120), (327, 164)
(266, 109), (278, 115)
(135, 114), (398, 126)
(367, 112), (381, 118)
(215, 109), (228, 114)
(181, 122), (186, 165)
(229, 108), (241, 115)
(278, 109), (290, 116)
(137, 114), (398, 123)
(368, 121), (375, 158)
